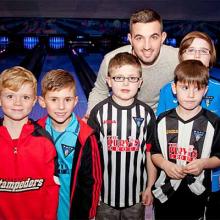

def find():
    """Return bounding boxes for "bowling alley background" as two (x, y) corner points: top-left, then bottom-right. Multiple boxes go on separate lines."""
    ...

(0, 0), (220, 119)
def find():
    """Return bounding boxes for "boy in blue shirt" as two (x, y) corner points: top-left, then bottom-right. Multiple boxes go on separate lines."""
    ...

(38, 69), (102, 220)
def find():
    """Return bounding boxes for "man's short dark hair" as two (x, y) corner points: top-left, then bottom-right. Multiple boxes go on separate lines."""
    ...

(130, 9), (163, 32)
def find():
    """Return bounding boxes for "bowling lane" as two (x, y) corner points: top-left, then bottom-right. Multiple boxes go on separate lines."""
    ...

(0, 52), (26, 73)
(0, 48), (102, 120)
(31, 51), (104, 119)
(83, 53), (103, 75)
(31, 51), (88, 120)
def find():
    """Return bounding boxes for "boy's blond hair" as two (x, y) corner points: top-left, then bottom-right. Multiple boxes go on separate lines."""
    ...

(0, 66), (37, 95)
(41, 69), (76, 97)
(108, 52), (142, 77)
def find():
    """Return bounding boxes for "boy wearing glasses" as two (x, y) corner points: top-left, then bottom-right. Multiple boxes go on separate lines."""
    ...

(88, 52), (157, 220)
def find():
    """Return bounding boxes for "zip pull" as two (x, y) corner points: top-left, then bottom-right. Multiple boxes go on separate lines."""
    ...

(14, 147), (18, 154)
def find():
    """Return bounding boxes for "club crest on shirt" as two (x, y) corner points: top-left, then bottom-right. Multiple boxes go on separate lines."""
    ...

(62, 144), (75, 157)
(193, 130), (205, 142)
(133, 117), (144, 128)
(203, 96), (214, 107)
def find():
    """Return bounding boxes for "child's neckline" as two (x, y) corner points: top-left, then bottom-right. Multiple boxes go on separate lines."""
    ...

(175, 106), (202, 123)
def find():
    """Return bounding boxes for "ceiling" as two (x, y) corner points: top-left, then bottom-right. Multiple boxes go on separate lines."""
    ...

(0, 0), (219, 21)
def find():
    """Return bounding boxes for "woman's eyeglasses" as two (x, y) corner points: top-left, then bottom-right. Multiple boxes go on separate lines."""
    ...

(184, 47), (210, 55)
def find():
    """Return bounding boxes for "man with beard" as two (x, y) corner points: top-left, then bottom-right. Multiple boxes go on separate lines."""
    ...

(86, 8), (179, 116)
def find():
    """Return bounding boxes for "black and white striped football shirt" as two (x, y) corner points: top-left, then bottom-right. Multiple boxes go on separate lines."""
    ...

(88, 97), (156, 208)
(151, 108), (220, 203)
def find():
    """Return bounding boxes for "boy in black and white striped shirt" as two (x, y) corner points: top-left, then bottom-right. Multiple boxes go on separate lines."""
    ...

(88, 52), (157, 220)
(151, 60), (220, 220)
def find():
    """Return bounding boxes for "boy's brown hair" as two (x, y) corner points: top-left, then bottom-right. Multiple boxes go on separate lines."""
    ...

(130, 9), (163, 33)
(108, 52), (142, 77)
(179, 31), (216, 68)
(174, 59), (209, 89)
(0, 66), (37, 95)
(41, 69), (76, 97)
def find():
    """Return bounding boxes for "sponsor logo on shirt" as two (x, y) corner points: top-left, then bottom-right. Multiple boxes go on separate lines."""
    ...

(168, 143), (198, 162)
(58, 161), (70, 174)
(0, 178), (44, 192)
(166, 129), (178, 134)
(107, 135), (140, 152)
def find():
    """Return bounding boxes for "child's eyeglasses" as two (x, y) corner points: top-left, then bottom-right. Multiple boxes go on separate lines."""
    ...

(184, 47), (210, 55)
(111, 76), (141, 83)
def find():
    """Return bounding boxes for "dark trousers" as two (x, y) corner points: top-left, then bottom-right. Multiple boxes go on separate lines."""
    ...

(206, 191), (220, 220)
(154, 182), (207, 220)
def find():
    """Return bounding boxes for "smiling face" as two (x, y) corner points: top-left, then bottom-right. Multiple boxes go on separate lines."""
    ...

(128, 21), (166, 66)
(39, 86), (78, 131)
(107, 64), (143, 106)
(0, 83), (36, 123)
(182, 38), (211, 67)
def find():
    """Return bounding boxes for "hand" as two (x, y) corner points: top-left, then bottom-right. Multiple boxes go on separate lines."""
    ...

(184, 159), (205, 176)
(142, 187), (153, 206)
(161, 160), (186, 179)
(82, 113), (89, 122)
